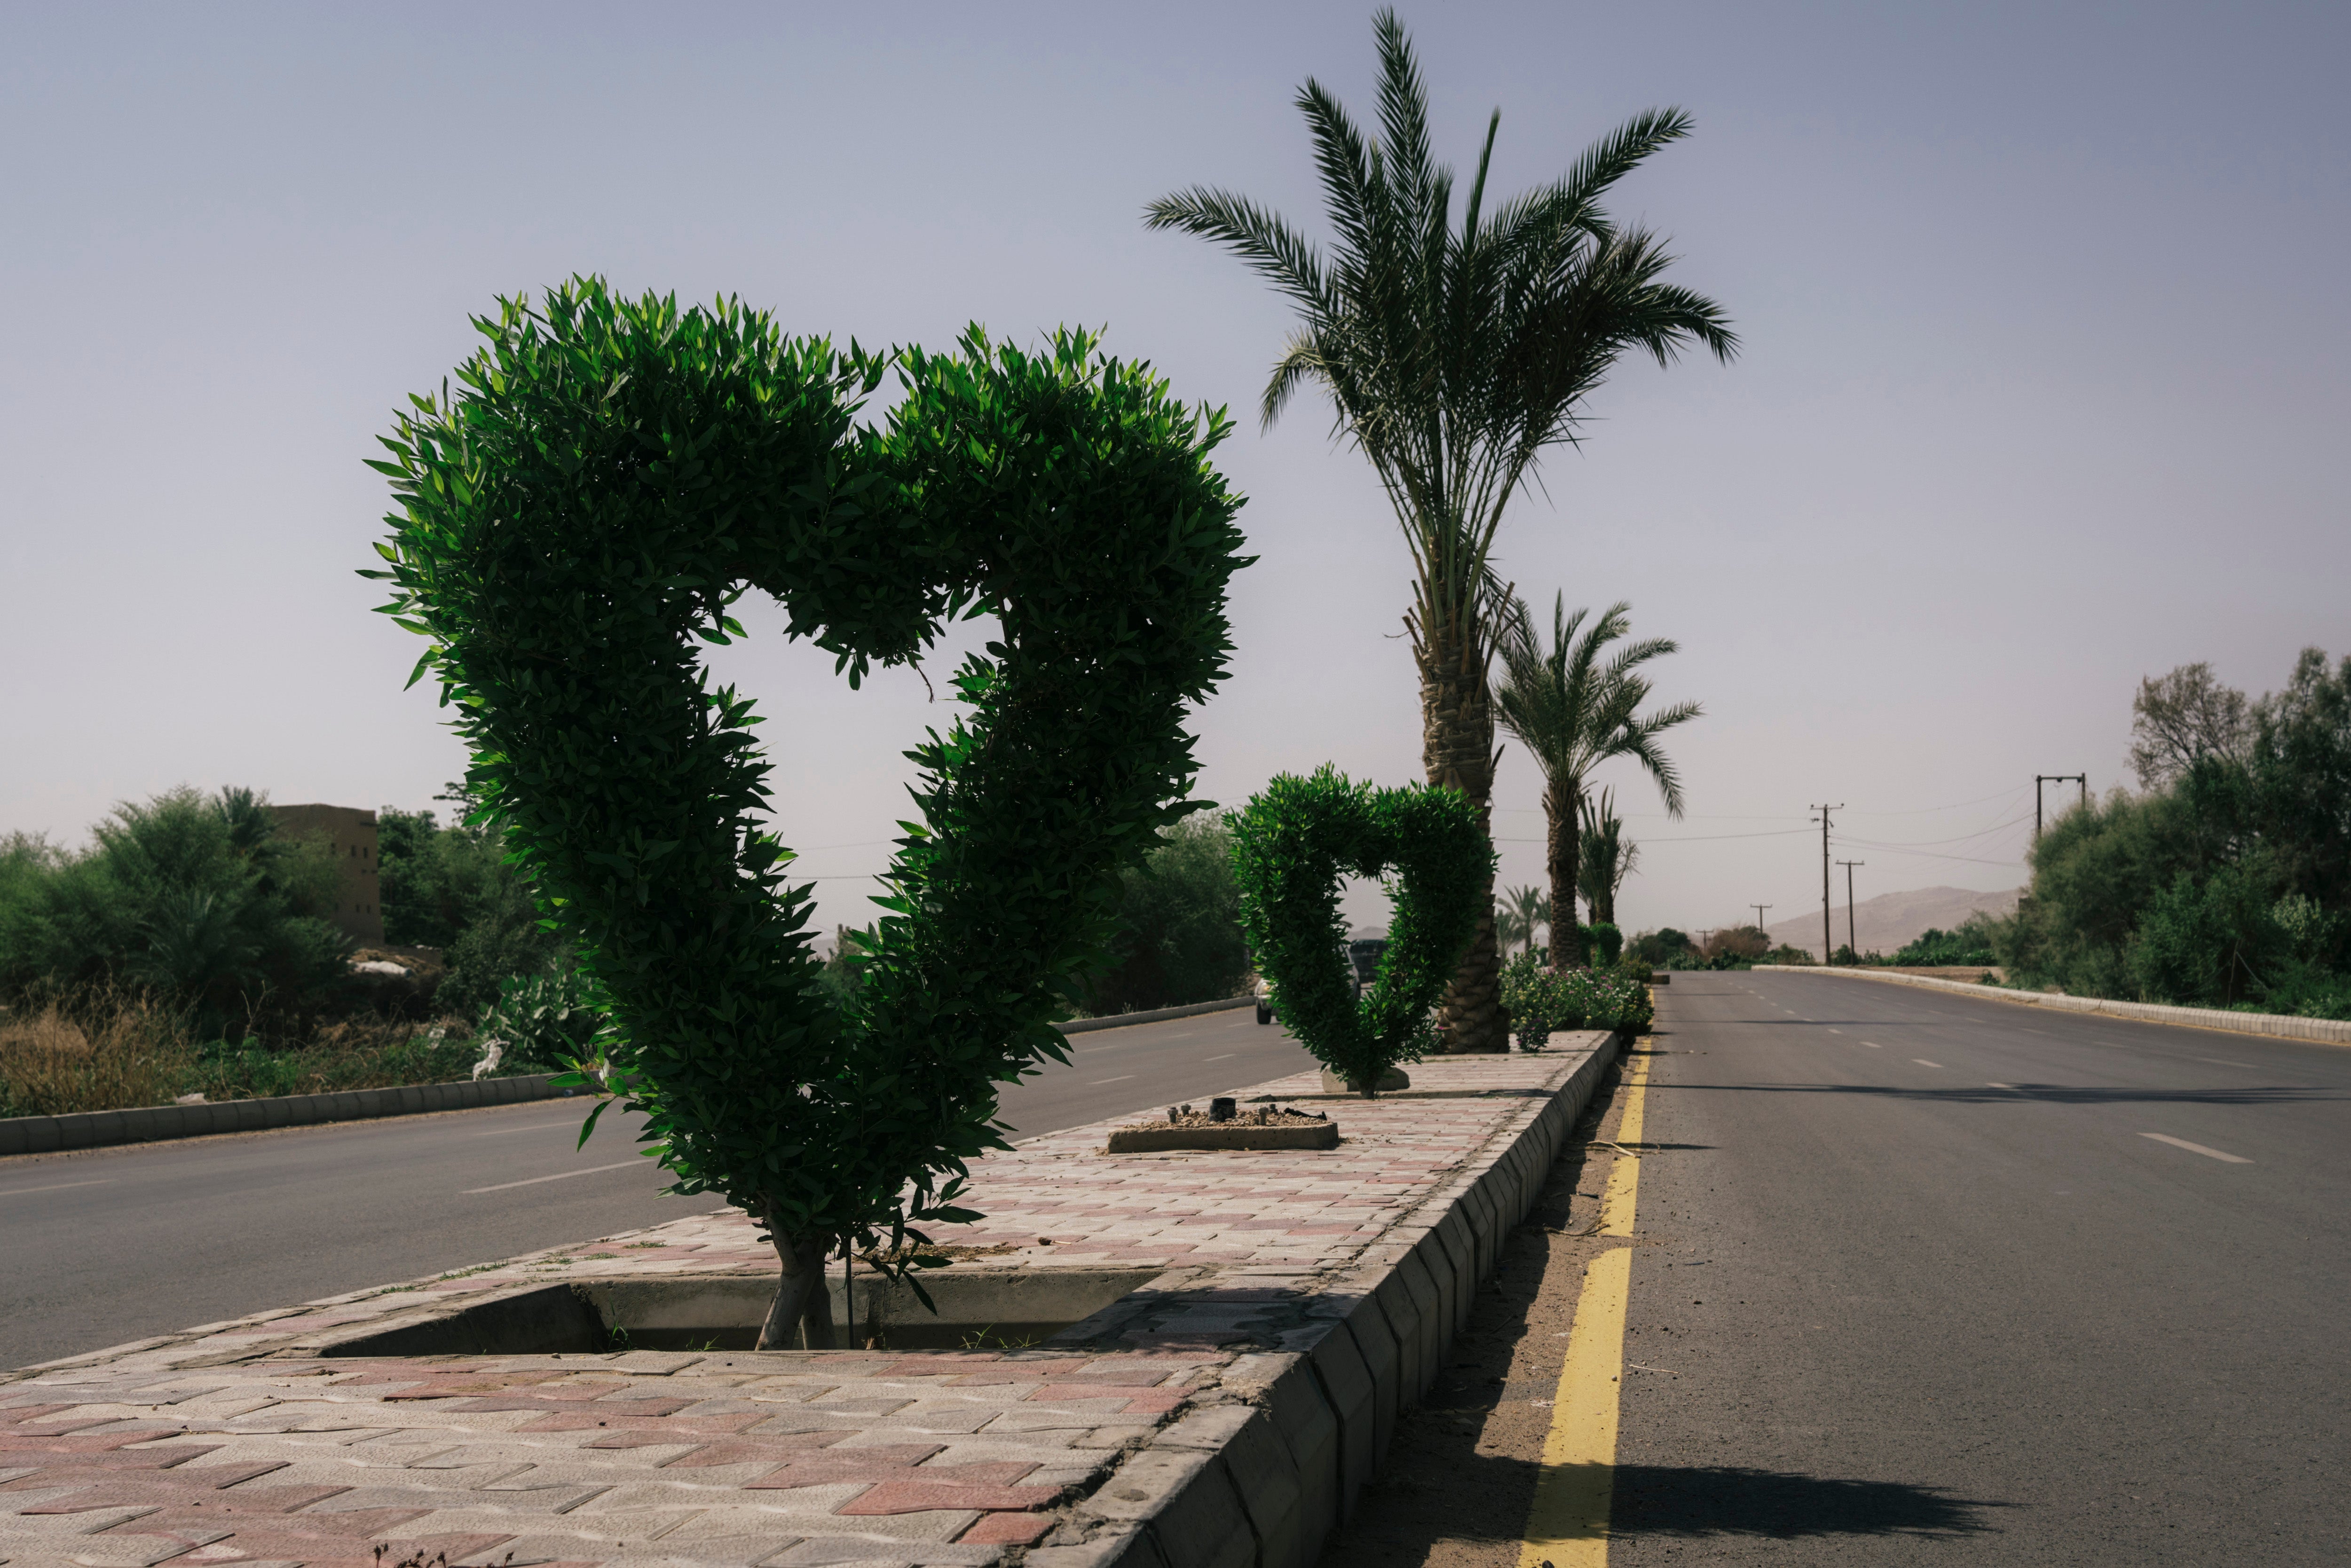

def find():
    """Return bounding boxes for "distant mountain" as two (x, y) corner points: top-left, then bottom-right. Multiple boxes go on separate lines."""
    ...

(1758, 885), (2021, 961)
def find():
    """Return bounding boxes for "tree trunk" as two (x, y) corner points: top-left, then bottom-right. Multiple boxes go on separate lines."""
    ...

(1421, 616), (1504, 1052)
(1545, 778), (1586, 970)
(757, 1218), (836, 1351)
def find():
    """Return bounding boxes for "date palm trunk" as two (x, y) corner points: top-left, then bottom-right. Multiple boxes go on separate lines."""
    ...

(757, 1216), (837, 1350)
(1422, 616), (1504, 1052)
(1544, 779), (1586, 970)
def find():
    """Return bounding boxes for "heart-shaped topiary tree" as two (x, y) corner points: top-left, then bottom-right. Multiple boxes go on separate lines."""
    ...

(366, 278), (1248, 1347)
(1229, 768), (1491, 1095)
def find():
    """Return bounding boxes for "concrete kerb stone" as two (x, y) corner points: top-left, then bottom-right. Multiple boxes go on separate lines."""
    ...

(1390, 1245), (1446, 1403)
(1158, 1406), (1306, 1568)
(1432, 1208), (1479, 1335)
(1367, 1266), (1426, 1406)
(1340, 1293), (1402, 1461)
(1076, 1448), (1255, 1568)
(0, 1073), (563, 1157)
(1219, 1353), (1339, 1563)
(1030, 1523), (1165, 1568)
(1294, 1314), (1378, 1515)
(1754, 964), (2351, 1048)
(1412, 1225), (1463, 1344)
(1057, 996), (1254, 1036)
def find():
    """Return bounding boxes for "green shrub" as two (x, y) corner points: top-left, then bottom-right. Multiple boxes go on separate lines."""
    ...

(1587, 922), (1622, 967)
(476, 968), (607, 1074)
(378, 799), (571, 1015)
(1229, 768), (1489, 1092)
(1889, 915), (2001, 967)
(2125, 862), (2288, 1007)
(1080, 817), (1251, 1015)
(0, 788), (352, 1040)
(1500, 950), (1653, 1048)
(369, 281), (1247, 1347)
(1628, 927), (1693, 967)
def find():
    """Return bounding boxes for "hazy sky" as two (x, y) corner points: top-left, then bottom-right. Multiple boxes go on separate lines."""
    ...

(5, 1), (2345, 941)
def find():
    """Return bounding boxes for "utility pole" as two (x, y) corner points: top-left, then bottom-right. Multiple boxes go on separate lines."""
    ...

(1836, 860), (1864, 963)
(2034, 774), (2087, 839)
(1750, 903), (1772, 932)
(1811, 804), (1843, 964)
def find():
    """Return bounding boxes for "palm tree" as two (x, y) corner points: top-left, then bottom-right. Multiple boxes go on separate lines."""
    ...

(1144, 11), (1734, 1049)
(1578, 788), (1640, 926)
(1494, 597), (1699, 969)
(1495, 883), (1552, 956)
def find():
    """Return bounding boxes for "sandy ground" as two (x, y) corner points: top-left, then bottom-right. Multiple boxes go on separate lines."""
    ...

(1313, 1043), (1643, 1568)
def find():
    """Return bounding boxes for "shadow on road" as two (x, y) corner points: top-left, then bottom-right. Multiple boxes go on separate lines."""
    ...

(1608, 1461), (2009, 1540)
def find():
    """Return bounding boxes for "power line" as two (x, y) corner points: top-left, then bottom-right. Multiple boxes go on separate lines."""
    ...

(1495, 827), (1813, 844)
(1839, 843), (2026, 868)
(1841, 811), (2034, 848)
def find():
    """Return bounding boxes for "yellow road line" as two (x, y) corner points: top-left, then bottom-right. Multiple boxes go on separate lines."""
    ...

(1520, 1045), (1649, 1568)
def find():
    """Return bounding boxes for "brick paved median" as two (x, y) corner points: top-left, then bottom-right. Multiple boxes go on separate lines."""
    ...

(2, 1042), (1615, 1567)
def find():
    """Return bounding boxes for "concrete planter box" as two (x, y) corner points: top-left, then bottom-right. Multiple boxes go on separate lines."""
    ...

(1104, 1122), (1341, 1154)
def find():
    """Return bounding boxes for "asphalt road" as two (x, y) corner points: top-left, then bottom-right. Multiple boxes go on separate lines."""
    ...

(0, 1003), (1317, 1371)
(1613, 971), (2351, 1564)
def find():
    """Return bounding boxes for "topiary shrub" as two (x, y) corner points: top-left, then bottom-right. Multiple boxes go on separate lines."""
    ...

(474, 968), (605, 1075)
(367, 279), (1247, 1347)
(1228, 768), (1489, 1094)
(1500, 950), (1653, 1048)
(1587, 922), (1623, 967)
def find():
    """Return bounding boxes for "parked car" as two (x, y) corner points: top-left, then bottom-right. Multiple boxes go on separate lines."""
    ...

(1348, 938), (1389, 987)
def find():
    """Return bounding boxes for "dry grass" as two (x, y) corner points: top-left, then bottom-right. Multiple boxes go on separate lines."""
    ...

(0, 988), (483, 1118)
(0, 991), (196, 1119)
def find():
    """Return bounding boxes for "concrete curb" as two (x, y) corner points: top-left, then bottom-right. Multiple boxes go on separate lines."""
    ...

(1756, 965), (2351, 1047)
(1054, 1032), (1625, 1568)
(0, 1072), (565, 1157)
(1058, 996), (1253, 1034)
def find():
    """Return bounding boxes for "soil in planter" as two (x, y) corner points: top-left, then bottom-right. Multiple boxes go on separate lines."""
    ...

(1145, 1103), (1330, 1129)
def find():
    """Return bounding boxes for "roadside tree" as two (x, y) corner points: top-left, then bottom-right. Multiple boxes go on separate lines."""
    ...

(1146, 9), (1733, 1047)
(1578, 787), (1640, 926)
(1493, 597), (1698, 968)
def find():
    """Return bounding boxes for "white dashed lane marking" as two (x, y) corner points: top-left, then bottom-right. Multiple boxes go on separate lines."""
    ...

(2141, 1133), (2253, 1165)
(463, 1161), (642, 1194)
(1914, 1059), (1944, 1069)
(0, 1180), (113, 1199)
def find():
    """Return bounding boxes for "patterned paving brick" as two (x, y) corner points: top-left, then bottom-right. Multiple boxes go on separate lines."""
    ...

(955, 1510), (1053, 1546)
